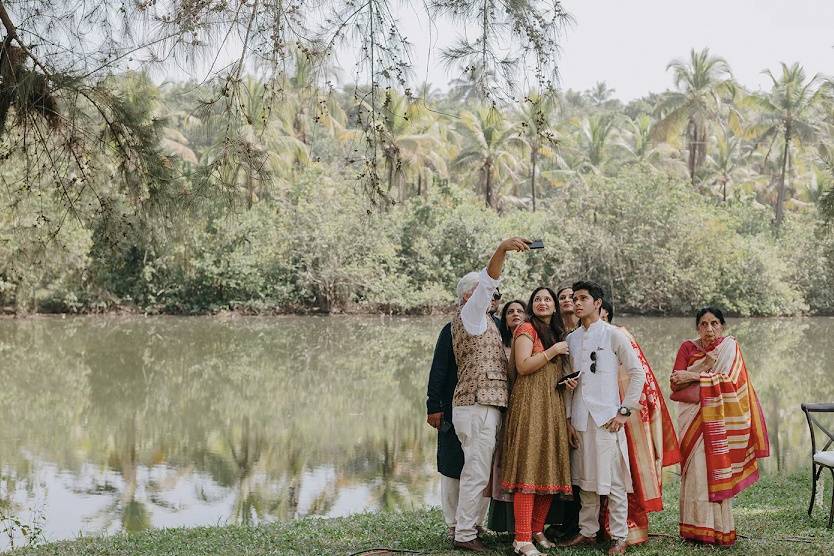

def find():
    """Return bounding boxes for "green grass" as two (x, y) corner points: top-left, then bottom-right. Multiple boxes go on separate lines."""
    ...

(9, 473), (834, 555)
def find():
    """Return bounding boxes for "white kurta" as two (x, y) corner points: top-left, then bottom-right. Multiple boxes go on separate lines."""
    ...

(566, 319), (645, 540)
(566, 320), (645, 495)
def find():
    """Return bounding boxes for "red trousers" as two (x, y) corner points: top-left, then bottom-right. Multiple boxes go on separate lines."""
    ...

(513, 493), (553, 542)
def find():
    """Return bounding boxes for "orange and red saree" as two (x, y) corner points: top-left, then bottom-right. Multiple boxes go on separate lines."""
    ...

(675, 336), (769, 546)
(600, 329), (681, 545)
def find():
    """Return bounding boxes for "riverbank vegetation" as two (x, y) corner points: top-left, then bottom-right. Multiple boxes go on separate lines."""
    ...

(2, 5), (834, 316)
(8, 472), (834, 555)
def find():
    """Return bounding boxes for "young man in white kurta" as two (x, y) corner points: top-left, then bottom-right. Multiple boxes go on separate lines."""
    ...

(564, 283), (644, 552)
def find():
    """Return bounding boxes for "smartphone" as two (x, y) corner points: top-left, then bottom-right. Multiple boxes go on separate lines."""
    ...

(557, 370), (582, 386)
(528, 239), (544, 249)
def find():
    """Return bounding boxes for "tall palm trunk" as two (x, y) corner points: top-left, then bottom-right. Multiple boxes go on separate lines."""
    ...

(530, 147), (538, 212)
(686, 118), (706, 185)
(483, 160), (493, 208)
(775, 124), (791, 229)
(697, 126), (707, 168)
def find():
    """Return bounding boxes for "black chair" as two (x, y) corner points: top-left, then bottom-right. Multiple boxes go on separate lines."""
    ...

(801, 402), (834, 528)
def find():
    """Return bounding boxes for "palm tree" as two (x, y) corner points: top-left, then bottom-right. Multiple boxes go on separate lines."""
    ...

(517, 92), (558, 211)
(587, 81), (620, 110)
(376, 92), (444, 201)
(572, 112), (618, 174)
(199, 78), (310, 209)
(455, 106), (525, 209)
(653, 48), (734, 184)
(745, 63), (828, 228)
(616, 113), (686, 175)
(703, 129), (751, 201)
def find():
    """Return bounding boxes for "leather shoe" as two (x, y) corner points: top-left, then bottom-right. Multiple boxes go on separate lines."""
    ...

(559, 533), (597, 547)
(608, 539), (628, 555)
(453, 538), (489, 553)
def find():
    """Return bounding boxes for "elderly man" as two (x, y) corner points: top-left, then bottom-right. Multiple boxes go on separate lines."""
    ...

(450, 237), (530, 552)
(425, 290), (502, 543)
(561, 281), (645, 556)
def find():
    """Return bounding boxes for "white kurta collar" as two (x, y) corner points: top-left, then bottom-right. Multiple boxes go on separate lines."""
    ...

(581, 319), (604, 333)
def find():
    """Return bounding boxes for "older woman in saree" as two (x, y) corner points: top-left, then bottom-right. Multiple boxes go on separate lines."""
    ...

(597, 300), (681, 546)
(670, 307), (769, 546)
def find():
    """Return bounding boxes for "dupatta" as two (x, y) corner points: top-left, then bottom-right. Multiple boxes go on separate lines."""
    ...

(619, 329), (681, 511)
(599, 329), (681, 545)
(678, 336), (770, 502)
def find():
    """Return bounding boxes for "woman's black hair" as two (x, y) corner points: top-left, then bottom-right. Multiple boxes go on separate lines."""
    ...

(499, 299), (527, 347)
(526, 287), (566, 349)
(695, 306), (726, 326)
(601, 299), (615, 324)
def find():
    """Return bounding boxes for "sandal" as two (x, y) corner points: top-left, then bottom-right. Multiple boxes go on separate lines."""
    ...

(512, 541), (542, 556)
(533, 531), (556, 549)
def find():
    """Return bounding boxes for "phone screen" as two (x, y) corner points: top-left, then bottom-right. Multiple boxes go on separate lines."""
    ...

(528, 239), (544, 249)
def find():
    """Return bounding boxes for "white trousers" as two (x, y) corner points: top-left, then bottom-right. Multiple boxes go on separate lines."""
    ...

(440, 475), (489, 529)
(574, 415), (630, 541)
(440, 475), (459, 527)
(452, 403), (500, 542)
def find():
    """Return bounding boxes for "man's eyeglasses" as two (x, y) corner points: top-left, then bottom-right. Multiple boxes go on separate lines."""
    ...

(590, 351), (597, 373)
(493, 290), (502, 301)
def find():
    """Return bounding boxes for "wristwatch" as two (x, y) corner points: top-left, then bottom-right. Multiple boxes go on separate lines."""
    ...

(618, 406), (632, 417)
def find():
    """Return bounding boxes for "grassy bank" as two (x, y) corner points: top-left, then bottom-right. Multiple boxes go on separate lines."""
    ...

(9, 473), (834, 555)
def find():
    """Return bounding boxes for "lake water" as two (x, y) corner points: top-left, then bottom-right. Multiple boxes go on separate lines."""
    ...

(1, 315), (833, 550)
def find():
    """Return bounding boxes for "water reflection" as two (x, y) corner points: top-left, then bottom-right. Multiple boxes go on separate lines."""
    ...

(0, 315), (832, 549)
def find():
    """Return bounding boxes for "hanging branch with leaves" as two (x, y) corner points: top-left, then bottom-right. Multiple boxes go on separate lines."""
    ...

(431, 0), (571, 103)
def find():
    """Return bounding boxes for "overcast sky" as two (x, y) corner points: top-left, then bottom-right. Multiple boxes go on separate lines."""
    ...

(347, 0), (834, 100)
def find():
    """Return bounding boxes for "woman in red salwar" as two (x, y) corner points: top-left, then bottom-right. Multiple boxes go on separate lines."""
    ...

(500, 287), (576, 556)
(670, 307), (769, 546)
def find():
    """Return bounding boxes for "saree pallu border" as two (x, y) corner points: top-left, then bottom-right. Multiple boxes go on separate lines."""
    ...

(680, 523), (737, 546)
(599, 331), (681, 545)
(600, 492), (651, 545)
(680, 339), (769, 503)
(678, 401), (736, 546)
(626, 338), (681, 512)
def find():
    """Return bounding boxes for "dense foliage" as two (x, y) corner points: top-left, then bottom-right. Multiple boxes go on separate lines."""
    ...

(2, 49), (834, 316)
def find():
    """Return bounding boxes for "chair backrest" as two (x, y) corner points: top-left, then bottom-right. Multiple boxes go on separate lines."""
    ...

(801, 403), (834, 457)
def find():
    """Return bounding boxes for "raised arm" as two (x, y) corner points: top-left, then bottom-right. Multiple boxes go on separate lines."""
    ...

(460, 237), (530, 335)
(487, 237), (530, 279)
